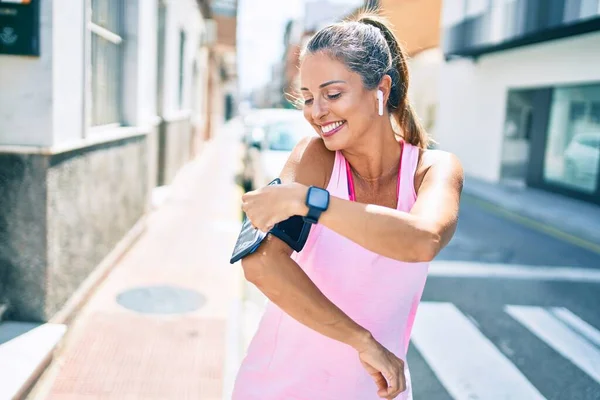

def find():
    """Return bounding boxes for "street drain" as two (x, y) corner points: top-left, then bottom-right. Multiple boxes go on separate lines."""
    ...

(116, 285), (206, 315)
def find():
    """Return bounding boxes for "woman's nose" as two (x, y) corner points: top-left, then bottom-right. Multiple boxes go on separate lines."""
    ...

(311, 98), (328, 121)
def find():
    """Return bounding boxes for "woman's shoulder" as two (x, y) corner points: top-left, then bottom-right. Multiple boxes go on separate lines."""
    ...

(418, 147), (460, 168)
(280, 136), (335, 189)
(414, 147), (463, 193)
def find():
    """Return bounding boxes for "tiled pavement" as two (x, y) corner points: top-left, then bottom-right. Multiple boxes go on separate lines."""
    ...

(27, 124), (246, 400)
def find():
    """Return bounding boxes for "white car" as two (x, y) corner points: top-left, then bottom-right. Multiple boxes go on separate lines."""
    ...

(246, 113), (315, 190)
(564, 131), (600, 190)
(239, 109), (305, 191)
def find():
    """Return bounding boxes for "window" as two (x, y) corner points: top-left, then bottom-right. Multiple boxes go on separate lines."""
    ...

(211, 0), (237, 17)
(543, 84), (600, 194)
(265, 120), (309, 152)
(90, 0), (123, 126)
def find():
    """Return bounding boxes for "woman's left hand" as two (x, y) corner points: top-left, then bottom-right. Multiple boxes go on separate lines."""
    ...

(241, 182), (308, 232)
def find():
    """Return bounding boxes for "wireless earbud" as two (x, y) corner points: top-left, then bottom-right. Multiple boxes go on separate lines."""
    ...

(377, 90), (384, 116)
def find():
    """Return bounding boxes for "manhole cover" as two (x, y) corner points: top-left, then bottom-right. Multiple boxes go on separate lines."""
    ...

(116, 285), (206, 315)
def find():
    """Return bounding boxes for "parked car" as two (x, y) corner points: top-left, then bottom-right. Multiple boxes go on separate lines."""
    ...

(241, 110), (314, 191)
(564, 131), (600, 189)
(239, 109), (302, 191)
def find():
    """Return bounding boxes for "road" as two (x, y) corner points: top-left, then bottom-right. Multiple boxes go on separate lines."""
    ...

(409, 196), (600, 400)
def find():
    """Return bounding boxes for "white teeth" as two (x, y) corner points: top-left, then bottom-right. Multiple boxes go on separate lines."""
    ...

(321, 121), (344, 134)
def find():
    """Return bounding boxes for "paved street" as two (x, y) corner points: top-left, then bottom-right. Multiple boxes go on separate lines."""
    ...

(408, 196), (600, 400)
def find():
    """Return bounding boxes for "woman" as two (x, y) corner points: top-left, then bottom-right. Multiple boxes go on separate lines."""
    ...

(235, 11), (463, 400)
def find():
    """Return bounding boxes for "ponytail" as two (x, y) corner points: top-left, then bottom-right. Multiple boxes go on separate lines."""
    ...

(354, 13), (430, 149)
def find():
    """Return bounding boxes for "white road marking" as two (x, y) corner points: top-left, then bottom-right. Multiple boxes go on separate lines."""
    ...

(506, 305), (600, 384)
(429, 261), (600, 283)
(411, 302), (546, 400)
(551, 307), (600, 349)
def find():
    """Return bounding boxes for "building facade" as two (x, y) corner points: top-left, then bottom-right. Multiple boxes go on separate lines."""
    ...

(0, 0), (234, 322)
(437, 0), (600, 204)
(378, 0), (444, 139)
(208, 0), (238, 127)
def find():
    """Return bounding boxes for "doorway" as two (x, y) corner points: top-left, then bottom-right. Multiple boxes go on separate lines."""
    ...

(500, 89), (536, 186)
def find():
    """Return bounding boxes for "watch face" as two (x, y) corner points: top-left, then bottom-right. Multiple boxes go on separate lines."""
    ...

(308, 187), (329, 209)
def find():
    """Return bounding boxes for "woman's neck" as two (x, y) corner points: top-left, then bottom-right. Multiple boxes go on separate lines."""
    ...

(343, 116), (400, 182)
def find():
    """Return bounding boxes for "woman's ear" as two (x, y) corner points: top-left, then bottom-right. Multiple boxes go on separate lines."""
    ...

(377, 74), (393, 107)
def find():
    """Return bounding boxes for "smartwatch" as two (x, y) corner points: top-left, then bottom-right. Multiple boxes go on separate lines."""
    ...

(303, 186), (330, 224)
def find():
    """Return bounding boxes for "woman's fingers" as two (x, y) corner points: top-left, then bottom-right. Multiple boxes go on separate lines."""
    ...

(378, 369), (398, 399)
(376, 360), (405, 399)
(358, 342), (407, 399)
(370, 371), (388, 393)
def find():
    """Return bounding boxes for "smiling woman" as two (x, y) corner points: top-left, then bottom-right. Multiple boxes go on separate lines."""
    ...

(234, 9), (463, 400)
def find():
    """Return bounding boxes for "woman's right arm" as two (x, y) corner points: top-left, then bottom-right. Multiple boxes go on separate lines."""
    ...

(242, 234), (372, 348)
(240, 137), (406, 399)
(241, 136), (370, 349)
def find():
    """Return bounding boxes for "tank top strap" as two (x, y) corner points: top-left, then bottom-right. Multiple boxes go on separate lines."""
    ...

(397, 141), (419, 212)
(326, 150), (350, 200)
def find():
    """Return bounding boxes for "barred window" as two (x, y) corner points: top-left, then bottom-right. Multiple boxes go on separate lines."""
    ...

(90, 0), (123, 126)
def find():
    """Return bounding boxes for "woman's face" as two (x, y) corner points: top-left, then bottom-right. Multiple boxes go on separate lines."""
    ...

(299, 52), (377, 151)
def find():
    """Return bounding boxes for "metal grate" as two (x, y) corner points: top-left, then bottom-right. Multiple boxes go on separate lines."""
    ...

(116, 285), (206, 315)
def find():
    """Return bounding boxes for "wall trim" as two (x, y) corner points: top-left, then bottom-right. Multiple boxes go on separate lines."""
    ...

(0, 125), (154, 156)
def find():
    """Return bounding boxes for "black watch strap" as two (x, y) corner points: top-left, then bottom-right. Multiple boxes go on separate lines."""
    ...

(303, 206), (323, 225)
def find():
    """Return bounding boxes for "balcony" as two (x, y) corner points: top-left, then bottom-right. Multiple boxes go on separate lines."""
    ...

(444, 0), (600, 59)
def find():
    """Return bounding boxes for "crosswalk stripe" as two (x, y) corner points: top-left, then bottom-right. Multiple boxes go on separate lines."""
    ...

(551, 307), (600, 349)
(428, 261), (600, 283)
(505, 305), (600, 384)
(411, 302), (546, 400)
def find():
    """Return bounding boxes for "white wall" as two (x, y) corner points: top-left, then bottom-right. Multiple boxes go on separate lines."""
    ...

(191, 47), (210, 131)
(436, 31), (600, 182)
(121, 0), (159, 128)
(161, 0), (206, 120)
(408, 47), (443, 139)
(0, 1), (53, 146)
(53, 0), (85, 146)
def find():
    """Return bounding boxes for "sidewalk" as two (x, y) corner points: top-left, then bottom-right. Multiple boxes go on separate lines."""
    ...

(26, 122), (246, 400)
(462, 176), (600, 252)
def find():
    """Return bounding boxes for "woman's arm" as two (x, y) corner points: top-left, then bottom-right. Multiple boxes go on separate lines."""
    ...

(242, 234), (371, 348)
(295, 150), (464, 263)
(241, 136), (370, 347)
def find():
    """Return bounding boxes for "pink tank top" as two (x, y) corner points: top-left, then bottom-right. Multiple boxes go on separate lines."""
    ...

(233, 141), (428, 400)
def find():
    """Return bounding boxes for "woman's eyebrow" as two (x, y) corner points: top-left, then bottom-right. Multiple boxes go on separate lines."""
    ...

(300, 80), (347, 91)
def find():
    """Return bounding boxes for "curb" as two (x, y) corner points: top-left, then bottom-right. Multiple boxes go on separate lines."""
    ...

(0, 323), (66, 400)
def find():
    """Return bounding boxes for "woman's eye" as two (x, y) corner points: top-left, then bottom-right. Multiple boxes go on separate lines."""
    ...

(303, 98), (314, 105)
(327, 93), (341, 100)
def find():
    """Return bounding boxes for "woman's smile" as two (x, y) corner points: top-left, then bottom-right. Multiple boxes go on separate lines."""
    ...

(320, 120), (347, 137)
